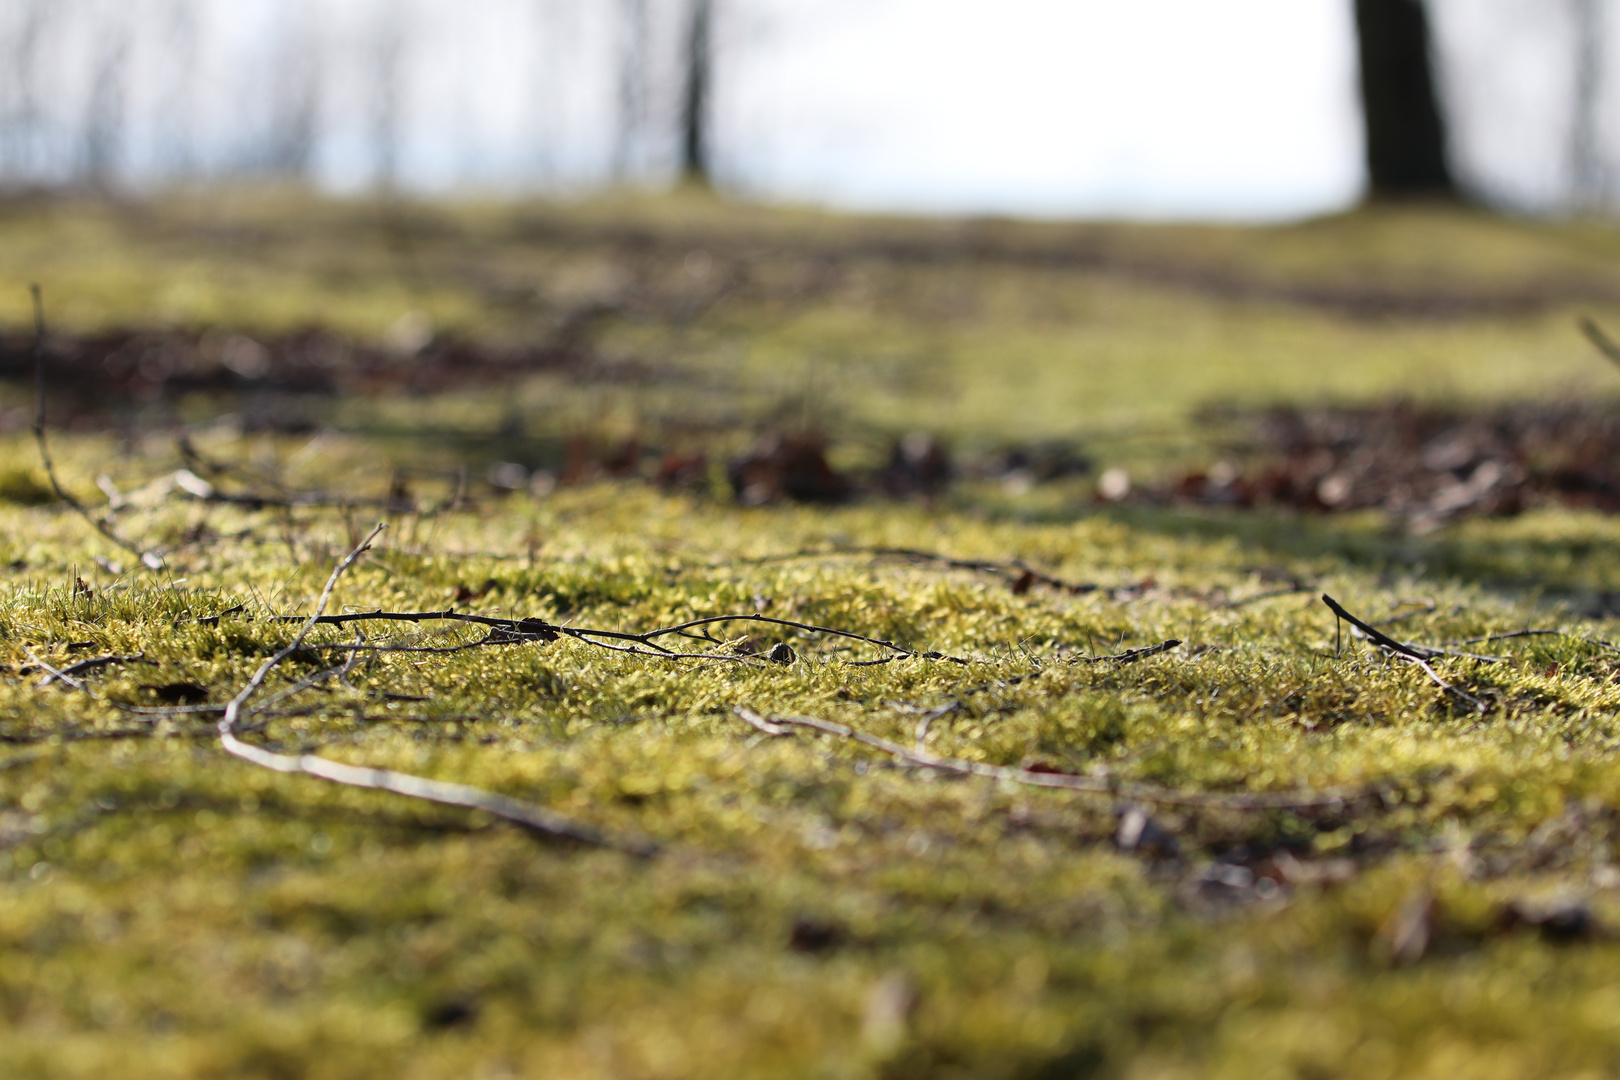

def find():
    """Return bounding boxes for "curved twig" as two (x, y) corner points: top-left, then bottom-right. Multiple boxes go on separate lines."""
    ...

(734, 706), (1384, 812)
(217, 525), (657, 856)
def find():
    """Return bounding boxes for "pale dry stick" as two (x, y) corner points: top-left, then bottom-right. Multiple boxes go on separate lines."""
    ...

(733, 707), (1383, 812)
(216, 524), (655, 856)
(34, 653), (154, 688)
(1070, 639), (1180, 665)
(29, 285), (164, 570)
(27, 647), (223, 720)
(1448, 629), (1564, 647)
(25, 647), (86, 691)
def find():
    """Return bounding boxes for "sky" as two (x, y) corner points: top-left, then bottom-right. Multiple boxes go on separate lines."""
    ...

(722, 0), (1365, 219)
(0, 0), (1600, 220)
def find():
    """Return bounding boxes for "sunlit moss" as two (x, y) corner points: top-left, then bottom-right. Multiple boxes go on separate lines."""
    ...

(5, 193), (1620, 1077)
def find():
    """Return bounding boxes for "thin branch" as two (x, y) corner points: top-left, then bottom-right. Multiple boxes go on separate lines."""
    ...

(624, 612), (968, 663)
(35, 652), (154, 687)
(30, 285), (164, 570)
(1446, 629), (1564, 647)
(1221, 584), (1313, 610)
(733, 706), (1383, 812)
(24, 646), (85, 691)
(1070, 639), (1181, 664)
(731, 545), (1134, 597)
(217, 525), (656, 856)
(264, 606), (955, 665)
(1321, 594), (1487, 714)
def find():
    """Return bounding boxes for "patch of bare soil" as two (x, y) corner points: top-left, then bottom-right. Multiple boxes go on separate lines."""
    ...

(0, 316), (638, 431)
(1130, 400), (1620, 528)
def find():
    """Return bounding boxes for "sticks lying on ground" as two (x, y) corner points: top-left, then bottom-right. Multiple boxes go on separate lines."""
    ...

(1322, 594), (1488, 715)
(734, 706), (1382, 812)
(217, 524), (658, 856)
(255, 606), (964, 665)
(733, 545), (1145, 598)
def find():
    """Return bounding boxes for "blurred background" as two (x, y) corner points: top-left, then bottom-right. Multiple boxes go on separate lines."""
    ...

(5, 0), (1620, 524)
(0, 0), (1614, 219)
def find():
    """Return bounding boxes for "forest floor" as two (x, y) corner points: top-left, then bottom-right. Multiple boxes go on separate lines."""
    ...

(6, 188), (1620, 1078)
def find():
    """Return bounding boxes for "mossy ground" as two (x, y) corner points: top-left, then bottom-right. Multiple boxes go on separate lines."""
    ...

(5, 191), (1620, 1078)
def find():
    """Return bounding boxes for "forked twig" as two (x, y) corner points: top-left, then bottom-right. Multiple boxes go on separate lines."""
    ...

(730, 545), (1142, 597)
(217, 524), (657, 856)
(36, 652), (154, 687)
(1322, 594), (1487, 715)
(262, 607), (958, 665)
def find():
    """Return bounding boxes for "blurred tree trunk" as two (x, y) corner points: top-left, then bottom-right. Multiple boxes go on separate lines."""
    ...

(614, 0), (649, 180)
(1571, 0), (1605, 209)
(1353, 0), (1455, 198)
(680, 0), (712, 184)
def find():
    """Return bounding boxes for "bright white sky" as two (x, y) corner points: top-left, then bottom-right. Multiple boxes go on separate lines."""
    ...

(5, 0), (1589, 219)
(722, 0), (1366, 219)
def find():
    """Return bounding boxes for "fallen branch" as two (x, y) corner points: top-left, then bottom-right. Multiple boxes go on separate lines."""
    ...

(36, 653), (155, 688)
(734, 706), (1383, 812)
(1322, 594), (1488, 715)
(263, 606), (958, 665)
(1447, 629), (1563, 647)
(218, 524), (657, 856)
(1071, 639), (1180, 664)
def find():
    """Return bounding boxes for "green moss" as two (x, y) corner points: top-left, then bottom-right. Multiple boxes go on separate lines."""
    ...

(5, 193), (1620, 1077)
(0, 468), (55, 507)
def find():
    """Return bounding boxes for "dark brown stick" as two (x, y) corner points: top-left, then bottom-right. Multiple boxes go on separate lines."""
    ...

(1322, 594), (1487, 714)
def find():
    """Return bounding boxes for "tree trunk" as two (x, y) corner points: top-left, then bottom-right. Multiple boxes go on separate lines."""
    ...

(614, 0), (650, 180)
(1353, 0), (1455, 198)
(680, 0), (712, 185)
(1571, 0), (1605, 210)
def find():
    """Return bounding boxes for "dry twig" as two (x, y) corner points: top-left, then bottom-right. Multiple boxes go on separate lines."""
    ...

(217, 524), (657, 856)
(734, 706), (1382, 812)
(1322, 594), (1488, 714)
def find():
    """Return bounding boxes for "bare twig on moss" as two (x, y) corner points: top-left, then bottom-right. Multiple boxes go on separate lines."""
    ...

(23, 647), (87, 691)
(1221, 583), (1313, 610)
(1071, 639), (1181, 664)
(733, 706), (1384, 812)
(1321, 594), (1488, 715)
(216, 524), (656, 856)
(29, 285), (164, 570)
(1447, 629), (1563, 647)
(263, 605), (958, 665)
(35, 653), (156, 687)
(732, 545), (1141, 598)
